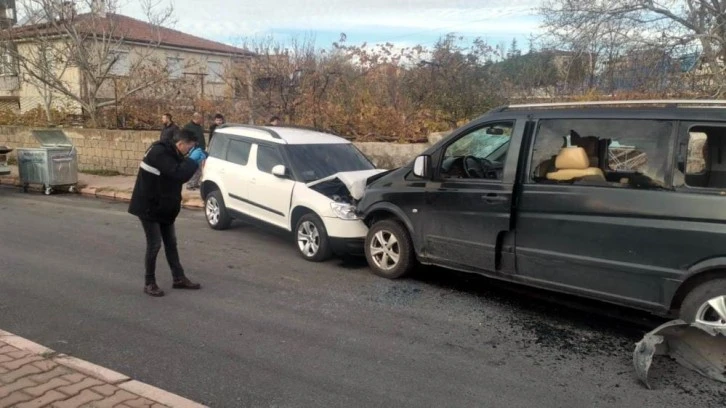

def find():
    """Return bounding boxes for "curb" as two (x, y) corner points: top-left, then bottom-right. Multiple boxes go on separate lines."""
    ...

(0, 329), (208, 408)
(0, 176), (204, 210)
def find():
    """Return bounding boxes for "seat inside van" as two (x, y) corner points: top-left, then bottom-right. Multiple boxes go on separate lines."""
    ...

(546, 146), (606, 181)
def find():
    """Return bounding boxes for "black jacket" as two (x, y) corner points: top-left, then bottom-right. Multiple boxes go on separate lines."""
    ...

(128, 140), (199, 224)
(183, 121), (206, 150)
(160, 122), (179, 142)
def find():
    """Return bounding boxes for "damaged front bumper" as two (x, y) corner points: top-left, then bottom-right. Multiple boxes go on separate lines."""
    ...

(633, 319), (726, 388)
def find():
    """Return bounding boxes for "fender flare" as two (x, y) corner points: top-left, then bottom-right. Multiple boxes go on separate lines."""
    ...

(687, 257), (726, 276)
(667, 257), (726, 310)
(362, 202), (420, 252)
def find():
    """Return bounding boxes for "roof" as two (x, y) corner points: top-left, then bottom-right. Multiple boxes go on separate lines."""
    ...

(216, 125), (352, 145)
(7, 12), (254, 56)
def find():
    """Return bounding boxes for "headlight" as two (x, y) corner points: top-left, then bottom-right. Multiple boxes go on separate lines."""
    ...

(330, 202), (359, 220)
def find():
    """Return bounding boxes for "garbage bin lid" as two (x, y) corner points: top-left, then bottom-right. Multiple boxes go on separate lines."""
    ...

(31, 129), (73, 147)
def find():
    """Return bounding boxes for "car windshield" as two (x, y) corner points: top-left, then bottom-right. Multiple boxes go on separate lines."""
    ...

(286, 143), (375, 182)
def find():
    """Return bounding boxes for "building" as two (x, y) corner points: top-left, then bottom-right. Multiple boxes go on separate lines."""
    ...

(0, 0), (254, 115)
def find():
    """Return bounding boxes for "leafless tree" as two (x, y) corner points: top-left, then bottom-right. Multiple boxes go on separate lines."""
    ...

(539, 0), (726, 96)
(1, 0), (176, 125)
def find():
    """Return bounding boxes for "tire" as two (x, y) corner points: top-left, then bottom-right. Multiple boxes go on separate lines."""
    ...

(680, 278), (726, 328)
(204, 190), (232, 230)
(364, 219), (415, 279)
(295, 213), (332, 262)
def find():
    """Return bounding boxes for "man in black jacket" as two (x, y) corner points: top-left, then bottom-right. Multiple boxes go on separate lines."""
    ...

(159, 113), (178, 142)
(208, 113), (224, 146)
(183, 112), (205, 150)
(129, 129), (204, 297)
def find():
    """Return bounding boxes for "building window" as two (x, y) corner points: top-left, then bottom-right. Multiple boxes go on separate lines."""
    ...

(109, 51), (129, 76)
(530, 118), (674, 189)
(0, 51), (14, 76)
(166, 57), (183, 79)
(207, 61), (223, 83)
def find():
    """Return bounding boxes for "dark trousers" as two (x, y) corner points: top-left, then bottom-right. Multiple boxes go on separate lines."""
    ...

(140, 218), (185, 285)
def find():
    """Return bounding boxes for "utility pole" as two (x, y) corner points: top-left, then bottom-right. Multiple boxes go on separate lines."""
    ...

(247, 62), (254, 124)
(183, 71), (208, 113)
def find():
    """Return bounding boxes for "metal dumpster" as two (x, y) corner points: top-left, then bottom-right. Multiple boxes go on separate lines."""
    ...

(16, 129), (78, 195)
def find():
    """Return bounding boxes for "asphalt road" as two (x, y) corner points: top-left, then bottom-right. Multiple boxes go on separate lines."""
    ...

(0, 187), (723, 408)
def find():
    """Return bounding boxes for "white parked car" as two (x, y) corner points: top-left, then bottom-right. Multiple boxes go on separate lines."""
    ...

(200, 124), (385, 261)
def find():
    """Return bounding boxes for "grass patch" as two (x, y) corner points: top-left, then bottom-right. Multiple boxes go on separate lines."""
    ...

(79, 169), (122, 176)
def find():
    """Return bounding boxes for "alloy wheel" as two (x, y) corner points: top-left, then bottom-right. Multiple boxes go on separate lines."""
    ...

(206, 196), (220, 226)
(369, 230), (400, 271)
(297, 221), (320, 257)
(695, 295), (726, 329)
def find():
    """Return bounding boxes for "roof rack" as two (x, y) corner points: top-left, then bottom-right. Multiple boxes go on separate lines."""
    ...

(216, 123), (281, 139)
(488, 99), (726, 113)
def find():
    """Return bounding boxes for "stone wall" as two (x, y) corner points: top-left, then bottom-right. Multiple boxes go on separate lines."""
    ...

(0, 126), (443, 174)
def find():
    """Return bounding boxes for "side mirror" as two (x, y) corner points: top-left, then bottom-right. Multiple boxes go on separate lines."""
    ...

(271, 164), (287, 178)
(412, 155), (431, 179)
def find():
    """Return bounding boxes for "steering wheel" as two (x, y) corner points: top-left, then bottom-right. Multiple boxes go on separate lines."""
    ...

(462, 155), (484, 178)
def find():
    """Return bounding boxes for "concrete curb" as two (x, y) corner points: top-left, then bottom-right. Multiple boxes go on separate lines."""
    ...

(0, 175), (204, 210)
(0, 329), (208, 408)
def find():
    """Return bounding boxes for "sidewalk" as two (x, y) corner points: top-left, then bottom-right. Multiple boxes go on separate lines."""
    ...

(0, 330), (206, 408)
(0, 166), (203, 210)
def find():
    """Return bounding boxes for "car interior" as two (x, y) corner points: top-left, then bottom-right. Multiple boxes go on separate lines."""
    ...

(681, 126), (726, 189)
(532, 129), (666, 189)
(440, 126), (510, 180)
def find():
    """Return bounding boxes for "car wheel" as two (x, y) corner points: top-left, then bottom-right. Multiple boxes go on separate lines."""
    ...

(680, 278), (726, 329)
(205, 190), (232, 230)
(295, 214), (332, 262)
(365, 219), (414, 279)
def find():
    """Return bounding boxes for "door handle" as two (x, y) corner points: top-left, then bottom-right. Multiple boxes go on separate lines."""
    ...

(483, 193), (507, 204)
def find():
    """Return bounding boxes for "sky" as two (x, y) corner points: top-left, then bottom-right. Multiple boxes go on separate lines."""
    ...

(122, 0), (544, 51)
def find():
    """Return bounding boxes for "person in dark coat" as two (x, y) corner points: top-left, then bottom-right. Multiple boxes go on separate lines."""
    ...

(183, 112), (205, 150)
(128, 129), (204, 297)
(159, 113), (179, 142)
(208, 113), (225, 146)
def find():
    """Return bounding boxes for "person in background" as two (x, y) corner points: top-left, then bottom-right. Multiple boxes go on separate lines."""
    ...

(159, 113), (178, 142)
(268, 115), (282, 126)
(183, 112), (206, 150)
(128, 129), (204, 297)
(208, 113), (225, 146)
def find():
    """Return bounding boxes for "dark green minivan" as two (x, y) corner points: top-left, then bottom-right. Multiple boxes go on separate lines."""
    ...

(356, 100), (726, 327)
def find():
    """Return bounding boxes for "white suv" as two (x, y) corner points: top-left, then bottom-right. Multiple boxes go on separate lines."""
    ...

(200, 125), (385, 261)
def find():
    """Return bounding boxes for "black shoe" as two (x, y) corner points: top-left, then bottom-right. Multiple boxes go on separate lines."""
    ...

(144, 283), (165, 297)
(173, 276), (201, 289)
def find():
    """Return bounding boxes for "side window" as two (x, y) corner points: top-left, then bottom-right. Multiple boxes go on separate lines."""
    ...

(676, 125), (726, 189)
(256, 145), (284, 174)
(226, 139), (251, 166)
(530, 119), (674, 189)
(207, 134), (227, 159)
(439, 121), (513, 180)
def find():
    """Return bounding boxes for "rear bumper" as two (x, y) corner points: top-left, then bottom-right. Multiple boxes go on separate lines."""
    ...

(330, 237), (365, 256)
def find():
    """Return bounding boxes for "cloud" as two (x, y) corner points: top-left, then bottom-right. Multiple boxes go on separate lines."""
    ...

(122, 0), (542, 44)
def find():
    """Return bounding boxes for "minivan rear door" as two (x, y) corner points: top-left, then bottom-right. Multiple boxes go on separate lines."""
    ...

(419, 119), (525, 273)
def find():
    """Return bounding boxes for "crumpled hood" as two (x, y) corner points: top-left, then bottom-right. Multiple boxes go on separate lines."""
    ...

(306, 169), (387, 200)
